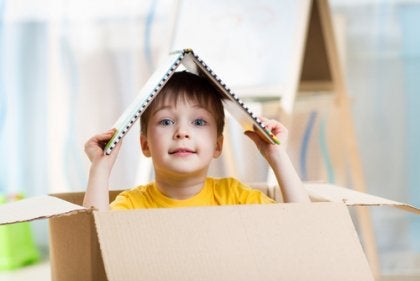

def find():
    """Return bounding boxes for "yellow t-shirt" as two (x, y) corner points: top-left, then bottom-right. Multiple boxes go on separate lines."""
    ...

(110, 177), (274, 210)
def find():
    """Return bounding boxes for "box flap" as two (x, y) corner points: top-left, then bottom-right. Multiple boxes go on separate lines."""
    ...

(94, 203), (374, 281)
(0, 195), (90, 225)
(305, 183), (420, 214)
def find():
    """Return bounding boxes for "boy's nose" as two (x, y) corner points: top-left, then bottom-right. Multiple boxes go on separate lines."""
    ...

(175, 131), (190, 139)
(174, 125), (190, 139)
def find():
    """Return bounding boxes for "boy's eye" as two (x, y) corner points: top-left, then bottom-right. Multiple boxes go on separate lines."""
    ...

(159, 119), (174, 126)
(193, 118), (207, 126)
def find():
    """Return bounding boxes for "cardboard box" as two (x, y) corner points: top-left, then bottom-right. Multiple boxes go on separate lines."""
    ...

(0, 184), (418, 281)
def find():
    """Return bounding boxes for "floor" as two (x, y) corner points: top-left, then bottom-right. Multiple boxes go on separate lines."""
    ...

(0, 260), (418, 281)
(0, 260), (50, 281)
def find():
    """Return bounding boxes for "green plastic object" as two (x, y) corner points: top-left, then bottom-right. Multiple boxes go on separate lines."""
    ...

(0, 194), (40, 271)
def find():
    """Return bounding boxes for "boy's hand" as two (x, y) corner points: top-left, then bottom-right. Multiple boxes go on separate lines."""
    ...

(84, 129), (122, 171)
(244, 117), (288, 163)
(83, 129), (121, 210)
(246, 117), (310, 203)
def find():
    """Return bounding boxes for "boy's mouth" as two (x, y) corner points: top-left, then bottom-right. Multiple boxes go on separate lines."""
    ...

(169, 148), (196, 155)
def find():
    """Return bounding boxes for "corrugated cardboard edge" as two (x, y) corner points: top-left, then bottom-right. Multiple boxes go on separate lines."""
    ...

(305, 182), (420, 215)
(0, 195), (91, 225)
(93, 203), (374, 281)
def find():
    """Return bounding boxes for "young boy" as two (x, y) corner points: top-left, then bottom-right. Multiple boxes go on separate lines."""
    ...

(83, 71), (310, 211)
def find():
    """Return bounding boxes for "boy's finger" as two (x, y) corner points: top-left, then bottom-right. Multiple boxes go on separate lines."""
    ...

(96, 130), (116, 141)
(245, 130), (267, 146)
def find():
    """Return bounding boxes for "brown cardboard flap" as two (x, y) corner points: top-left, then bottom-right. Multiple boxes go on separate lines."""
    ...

(305, 183), (420, 214)
(48, 191), (108, 281)
(94, 203), (374, 281)
(0, 195), (89, 225)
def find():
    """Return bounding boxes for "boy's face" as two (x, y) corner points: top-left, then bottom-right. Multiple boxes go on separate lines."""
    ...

(140, 98), (223, 178)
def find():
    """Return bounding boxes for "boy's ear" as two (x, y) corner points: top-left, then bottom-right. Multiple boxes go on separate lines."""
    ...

(213, 135), (224, 158)
(140, 134), (151, 157)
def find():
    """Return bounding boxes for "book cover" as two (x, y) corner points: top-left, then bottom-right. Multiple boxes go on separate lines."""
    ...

(104, 48), (279, 155)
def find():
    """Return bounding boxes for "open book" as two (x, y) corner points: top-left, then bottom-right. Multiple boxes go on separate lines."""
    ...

(104, 48), (279, 155)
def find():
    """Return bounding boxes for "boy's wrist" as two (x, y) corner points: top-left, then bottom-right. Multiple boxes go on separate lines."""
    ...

(266, 147), (289, 168)
(89, 161), (112, 178)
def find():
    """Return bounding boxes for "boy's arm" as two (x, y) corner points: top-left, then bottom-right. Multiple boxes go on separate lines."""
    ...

(264, 148), (310, 203)
(83, 129), (122, 211)
(245, 118), (310, 203)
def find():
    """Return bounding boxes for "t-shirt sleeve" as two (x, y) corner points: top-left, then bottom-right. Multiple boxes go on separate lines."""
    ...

(110, 191), (135, 210)
(242, 189), (275, 204)
(228, 178), (275, 204)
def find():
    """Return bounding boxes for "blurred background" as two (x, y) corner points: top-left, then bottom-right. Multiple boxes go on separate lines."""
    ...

(0, 0), (419, 279)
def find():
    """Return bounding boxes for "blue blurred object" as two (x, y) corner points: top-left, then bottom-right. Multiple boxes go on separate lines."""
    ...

(398, 3), (420, 251)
